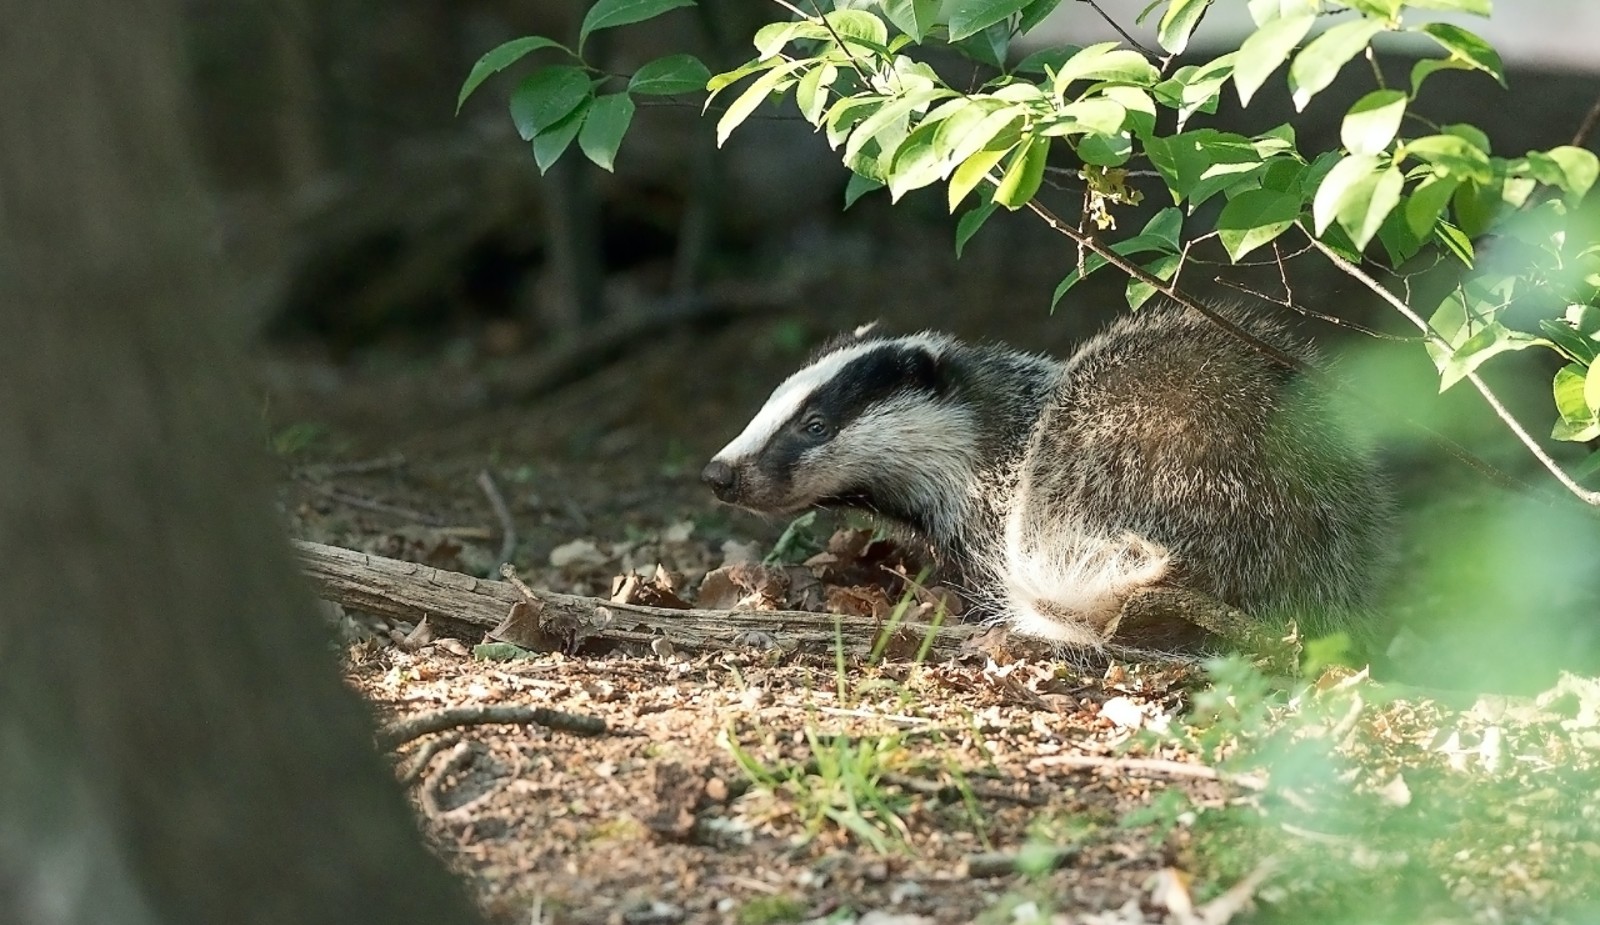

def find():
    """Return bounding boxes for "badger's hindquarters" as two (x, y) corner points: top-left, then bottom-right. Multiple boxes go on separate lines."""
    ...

(990, 306), (1390, 648)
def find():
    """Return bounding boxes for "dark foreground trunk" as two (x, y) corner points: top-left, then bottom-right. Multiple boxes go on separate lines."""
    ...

(0, 3), (483, 923)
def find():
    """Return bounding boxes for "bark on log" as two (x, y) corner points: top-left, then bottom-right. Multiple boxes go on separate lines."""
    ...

(293, 541), (980, 660)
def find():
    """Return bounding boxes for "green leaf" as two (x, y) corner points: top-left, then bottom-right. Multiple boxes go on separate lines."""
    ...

(1434, 220), (1475, 265)
(752, 20), (825, 60)
(1052, 42), (1160, 95)
(1158, 0), (1215, 55)
(1552, 363), (1600, 441)
(1403, 133), (1492, 183)
(1233, 13), (1315, 106)
(1544, 146), (1600, 201)
(1417, 22), (1505, 86)
(1077, 132), (1133, 167)
(887, 120), (946, 201)
(948, 144), (1013, 210)
(1587, 360), (1600, 416)
(948, 0), (1030, 41)
(1144, 129), (1261, 204)
(795, 64), (840, 125)
(1406, 0), (1491, 14)
(824, 95), (886, 149)
(1313, 153), (1403, 250)
(1425, 289), (1546, 390)
(844, 87), (950, 164)
(883, 0), (944, 42)
(717, 63), (800, 147)
(945, 108), (1023, 170)
(1248, 0), (1319, 26)
(994, 136), (1050, 209)
(1442, 178), (1497, 239)
(956, 201), (1000, 256)
(1404, 173), (1460, 238)
(1015, 45), (1082, 75)
(951, 20), (1012, 67)
(844, 172), (884, 209)
(510, 66), (593, 141)
(1341, 89), (1406, 156)
(1019, 0), (1065, 34)
(1288, 18), (1386, 111)
(1126, 253), (1182, 309)
(577, 92), (635, 171)
(1041, 98), (1127, 136)
(1142, 207), (1184, 251)
(459, 36), (571, 112)
(1409, 57), (1472, 96)
(580, 0), (696, 51)
(824, 9), (892, 48)
(1377, 199), (1424, 265)
(1217, 188), (1302, 261)
(628, 54), (712, 95)
(532, 97), (591, 173)
(1153, 54), (1236, 131)
(1540, 307), (1600, 365)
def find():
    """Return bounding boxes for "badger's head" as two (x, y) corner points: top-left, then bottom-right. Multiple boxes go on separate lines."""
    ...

(701, 329), (979, 546)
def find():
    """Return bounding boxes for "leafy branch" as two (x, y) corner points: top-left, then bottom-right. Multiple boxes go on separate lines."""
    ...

(460, 0), (1600, 504)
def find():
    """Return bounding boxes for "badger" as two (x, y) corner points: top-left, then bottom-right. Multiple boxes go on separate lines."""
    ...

(701, 304), (1391, 649)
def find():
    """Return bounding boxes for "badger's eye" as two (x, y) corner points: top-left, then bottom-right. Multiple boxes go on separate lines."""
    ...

(802, 417), (830, 439)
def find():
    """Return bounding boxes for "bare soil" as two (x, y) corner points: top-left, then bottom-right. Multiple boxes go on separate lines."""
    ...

(263, 221), (1600, 925)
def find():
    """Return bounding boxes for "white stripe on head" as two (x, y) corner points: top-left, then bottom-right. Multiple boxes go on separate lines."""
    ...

(711, 340), (882, 462)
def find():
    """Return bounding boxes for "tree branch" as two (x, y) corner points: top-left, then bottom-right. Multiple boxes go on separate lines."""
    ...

(1305, 235), (1600, 507)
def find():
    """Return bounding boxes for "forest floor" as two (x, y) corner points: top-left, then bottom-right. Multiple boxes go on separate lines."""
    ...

(261, 220), (1600, 925)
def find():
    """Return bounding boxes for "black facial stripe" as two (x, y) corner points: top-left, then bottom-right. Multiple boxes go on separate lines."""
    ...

(800, 343), (945, 427)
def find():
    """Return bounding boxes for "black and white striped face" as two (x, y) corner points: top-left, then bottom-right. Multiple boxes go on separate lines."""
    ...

(702, 333), (966, 521)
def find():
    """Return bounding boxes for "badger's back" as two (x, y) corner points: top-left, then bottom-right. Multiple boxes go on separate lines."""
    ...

(997, 305), (1389, 645)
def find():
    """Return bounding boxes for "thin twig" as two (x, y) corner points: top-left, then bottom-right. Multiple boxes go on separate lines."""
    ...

(397, 731), (462, 787)
(378, 704), (610, 750)
(881, 772), (1046, 806)
(476, 469), (518, 571)
(1571, 94), (1600, 148)
(1074, 0), (1161, 60)
(308, 483), (448, 527)
(1306, 235), (1600, 507)
(1029, 753), (1267, 790)
(291, 452), (407, 480)
(963, 845), (1079, 878)
(1213, 276), (1419, 342)
(1192, 857), (1280, 925)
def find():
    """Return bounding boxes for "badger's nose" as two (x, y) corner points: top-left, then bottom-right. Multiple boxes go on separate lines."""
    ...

(701, 459), (738, 500)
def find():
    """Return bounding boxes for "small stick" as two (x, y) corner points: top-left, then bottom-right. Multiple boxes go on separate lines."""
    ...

(418, 740), (476, 817)
(962, 845), (1078, 879)
(1193, 857), (1279, 925)
(397, 732), (461, 786)
(1030, 754), (1266, 791)
(476, 469), (518, 570)
(881, 772), (1045, 807)
(1571, 94), (1600, 149)
(308, 483), (447, 526)
(378, 704), (609, 750)
(292, 452), (408, 480)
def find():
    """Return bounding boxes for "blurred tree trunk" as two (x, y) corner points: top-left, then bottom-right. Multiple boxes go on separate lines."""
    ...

(0, 3), (483, 924)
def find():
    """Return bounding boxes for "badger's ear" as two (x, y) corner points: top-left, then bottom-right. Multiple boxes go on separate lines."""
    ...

(851, 321), (881, 339)
(901, 342), (950, 397)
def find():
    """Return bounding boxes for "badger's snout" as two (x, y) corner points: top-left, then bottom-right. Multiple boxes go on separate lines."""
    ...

(700, 458), (739, 501)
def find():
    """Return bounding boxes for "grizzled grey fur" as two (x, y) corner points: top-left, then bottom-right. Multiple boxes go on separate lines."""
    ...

(702, 305), (1391, 648)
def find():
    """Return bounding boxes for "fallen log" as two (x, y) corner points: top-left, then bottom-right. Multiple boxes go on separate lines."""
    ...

(292, 540), (978, 660)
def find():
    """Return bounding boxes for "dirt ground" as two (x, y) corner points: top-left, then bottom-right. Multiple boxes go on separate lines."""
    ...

(262, 220), (1600, 925)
